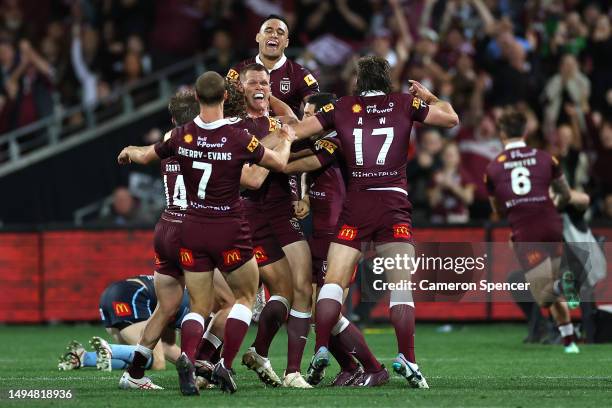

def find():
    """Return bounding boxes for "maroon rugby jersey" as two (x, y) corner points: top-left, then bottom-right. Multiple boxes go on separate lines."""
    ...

(161, 157), (186, 218)
(154, 116), (265, 218)
(236, 115), (293, 205)
(309, 133), (346, 235)
(315, 92), (429, 194)
(485, 141), (562, 227)
(227, 55), (319, 116)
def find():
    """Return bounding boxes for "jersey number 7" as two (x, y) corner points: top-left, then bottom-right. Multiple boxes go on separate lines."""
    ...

(353, 127), (394, 166)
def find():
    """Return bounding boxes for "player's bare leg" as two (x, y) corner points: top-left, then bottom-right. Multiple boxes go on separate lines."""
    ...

(197, 270), (233, 365)
(175, 270), (215, 396)
(526, 257), (579, 353)
(117, 323), (168, 370)
(243, 258), (292, 387)
(311, 243), (361, 375)
(120, 273), (183, 390)
(282, 241), (314, 380)
(213, 257), (259, 393)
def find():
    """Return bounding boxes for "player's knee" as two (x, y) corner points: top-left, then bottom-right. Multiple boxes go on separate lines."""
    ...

(293, 281), (313, 302)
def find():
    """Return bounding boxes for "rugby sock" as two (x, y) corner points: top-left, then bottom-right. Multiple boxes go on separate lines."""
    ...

(315, 283), (344, 351)
(558, 322), (576, 346)
(128, 344), (152, 379)
(83, 352), (97, 367)
(197, 331), (223, 361)
(111, 359), (128, 370)
(329, 336), (358, 372)
(252, 295), (289, 357)
(286, 309), (311, 374)
(181, 312), (206, 363)
(389, 303), (416, 363)
(334, 317), (381, 372)
(221, 304), (252, 369)
(210, 344), (222, 364)
(110, 344), (136, 362)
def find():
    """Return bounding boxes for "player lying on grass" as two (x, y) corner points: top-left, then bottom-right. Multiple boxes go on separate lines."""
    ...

(485, 110), (583, 354)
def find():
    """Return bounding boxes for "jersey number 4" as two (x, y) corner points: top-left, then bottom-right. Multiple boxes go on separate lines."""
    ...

(353, 127), (394, 165)
(164, 161), (212, 208)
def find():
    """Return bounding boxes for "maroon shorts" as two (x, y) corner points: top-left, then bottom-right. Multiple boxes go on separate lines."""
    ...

(332, 190), (414, 250)
(262, 200), (305, 247)
(512, 216), (564, 271)
(153, 214), (184, 279)
(179, 215), (253, 273)
(242, 201), (285, 267)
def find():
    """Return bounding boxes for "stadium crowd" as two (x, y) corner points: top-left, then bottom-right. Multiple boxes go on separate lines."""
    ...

(1, 0), (611, 223)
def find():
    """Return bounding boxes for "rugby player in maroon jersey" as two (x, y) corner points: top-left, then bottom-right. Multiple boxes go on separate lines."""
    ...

(290, 56), (459, 388)
(118, 71), (296, 394)
(485, 111), (581, 354)
(228, 15), (321, 384)
(113, 90), (232, 391)
(285, 92), (387, 387)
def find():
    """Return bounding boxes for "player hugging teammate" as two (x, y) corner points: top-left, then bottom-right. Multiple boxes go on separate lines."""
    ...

(115, 12), (463, 395)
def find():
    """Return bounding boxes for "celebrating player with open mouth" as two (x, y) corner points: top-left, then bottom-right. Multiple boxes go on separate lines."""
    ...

(290, 56), (459, 388)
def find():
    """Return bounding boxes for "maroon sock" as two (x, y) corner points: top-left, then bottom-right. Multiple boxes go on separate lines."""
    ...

(252, 297), (288, 357)
(285, 311), (311, 374)
(196, 338), (217, 361)
(336, 322), (381, 372)
(389, 304), (416, 363)
(329, 334), (358, 371)
(127, 350), (149, 379)
(315, 299), (342, 351)
(181, 314), (206, 363)
(221, 305), (251, 369)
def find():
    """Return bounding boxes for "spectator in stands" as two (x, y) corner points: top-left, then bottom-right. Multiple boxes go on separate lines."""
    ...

(428, 142), (474, 224)
(408, 128), (444, 222)
(96, 186), (155, 227)
(584, 14), (612, 114)
(203, 28), (237, 76)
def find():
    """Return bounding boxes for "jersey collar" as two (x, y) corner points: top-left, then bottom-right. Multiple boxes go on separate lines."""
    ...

(194, 115), (241, 130)
(505, 140), (527, 150)
(360, 91), (386, 97)
(256, 54), (287, 72)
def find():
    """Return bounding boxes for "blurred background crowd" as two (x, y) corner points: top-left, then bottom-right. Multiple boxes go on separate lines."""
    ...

(1, 0), (611, 226)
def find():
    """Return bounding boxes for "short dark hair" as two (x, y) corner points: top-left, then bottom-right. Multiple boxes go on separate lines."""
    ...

(239, 63), (269, 81)
(195, 71), (226, 105)
(498, 111), (527, 139)
(355, 56), (392, 95)
(305, 93), (337, 112)
(168, 89), (199, 126)
(261, 14), (290, 31)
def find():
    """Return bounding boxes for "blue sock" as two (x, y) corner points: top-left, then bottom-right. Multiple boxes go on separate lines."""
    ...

(110, 344), (137, 362)
(83, 352), (97, 367)
(111, 359), (128, 369)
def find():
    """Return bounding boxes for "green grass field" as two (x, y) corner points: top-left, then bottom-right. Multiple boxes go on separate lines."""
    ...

(1, 324), (611, 407)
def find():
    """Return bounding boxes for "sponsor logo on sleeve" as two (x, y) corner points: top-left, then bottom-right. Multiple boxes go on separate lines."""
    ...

(352, 104), (362, 113)
(223, 249), (242, 266)
(497, 154), (507, 163)
(184, 134), (193, 144)
(280, 79), (291, 94)
(268, 117), (281, 132)
(412, 97), (425, 109)
(337, 225), (358, 241)
(253, 246), (269, 265)
(247, 135), (260, 152)
(392, 223), (412, 239)
(154, 252), (162, 266)
(179, 248), (195, 268)
(227, 69), (239, 80)
(304, 74), (317, 86)
(315, 139), (338, 154)
(322, 103), (334, 112)
(112, 302), (132, 317)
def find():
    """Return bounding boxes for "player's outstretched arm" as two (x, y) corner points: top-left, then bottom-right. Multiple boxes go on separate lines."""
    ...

(240, 163), (270, 190)
(409, 80), (459, 128)
(117, 144), (159, 165)
(551, 175), (572, 209)
(291, 116), (325, 140)
(270, 95), (298, 121)
(258, 124), (296, 172)
(284, 154), (323, 174)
